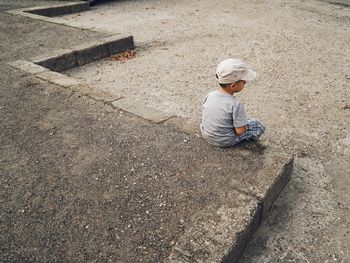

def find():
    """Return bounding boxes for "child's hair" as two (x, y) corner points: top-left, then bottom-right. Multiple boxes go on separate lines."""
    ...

(219, 83), (230, 88)
(216, 74), (230, 88)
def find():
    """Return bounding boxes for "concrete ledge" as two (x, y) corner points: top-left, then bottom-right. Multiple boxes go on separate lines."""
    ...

(73, 41), (109, 66)
(10, 63), (123, 104)
(32, 49), (76, 72)
(36, 71), (80, 88)
(111, 98), (174, 123)
(8, 60), (49, 75)
(167, 191), (261, 263)
(260, 154), (294, 219)
(5, 2), (104, 33)
(102, 35), (135, 56)
(20, 2), (89, 17)
(165, 146), (293, 262)
(30, 35), (134, 72)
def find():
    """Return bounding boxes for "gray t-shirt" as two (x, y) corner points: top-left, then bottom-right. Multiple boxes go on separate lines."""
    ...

(201, 90), (247, 147)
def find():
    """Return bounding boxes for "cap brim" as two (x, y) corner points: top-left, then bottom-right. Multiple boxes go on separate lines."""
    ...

(241, 68), (256, 82)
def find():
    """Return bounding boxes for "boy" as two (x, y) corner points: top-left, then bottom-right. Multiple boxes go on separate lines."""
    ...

(200, 58), (265, 147)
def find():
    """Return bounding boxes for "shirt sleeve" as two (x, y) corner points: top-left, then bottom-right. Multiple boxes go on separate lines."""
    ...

(232, 102), (248, 127)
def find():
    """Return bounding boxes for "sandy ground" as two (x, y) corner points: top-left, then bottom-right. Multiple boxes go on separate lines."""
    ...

(60, 0), (350, 261)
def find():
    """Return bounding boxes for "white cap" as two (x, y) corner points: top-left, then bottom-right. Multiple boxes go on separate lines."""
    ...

(216, 58), (256, 84)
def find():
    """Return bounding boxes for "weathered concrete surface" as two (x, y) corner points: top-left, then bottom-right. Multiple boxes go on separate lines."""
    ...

(8, 1), (350, 262)
(167, 190), (261, 263)
(2, 63), (292, 263)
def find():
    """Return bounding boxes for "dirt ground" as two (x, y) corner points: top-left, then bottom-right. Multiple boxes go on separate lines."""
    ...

(1, 0), (349, 262)
(63, 0), (350, 261)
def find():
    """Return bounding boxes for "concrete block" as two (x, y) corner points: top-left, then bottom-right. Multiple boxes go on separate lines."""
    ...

(23, 5), (64, 17)
(8, 60), (49, 75)
(167, 190), (261, 263)
(165, 146), (292, 262)
(237, 147), (293, 219)
(111, 98), (173, 123)
(258, 151), (294, 219)
(32, 49), (77, 72)
(73, 41), (109, 67)
(69, 2), (90, 14)
(36, 71), (80, 88)
(11, 11), (44, 20)
(200, 146), (293, 221)
(22, 2), (89, 17)
(102, 35), (135, 56)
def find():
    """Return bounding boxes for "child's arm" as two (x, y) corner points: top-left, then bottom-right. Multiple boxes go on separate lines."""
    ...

(233, 102), (247, 136)
(234, 126), (247, 136)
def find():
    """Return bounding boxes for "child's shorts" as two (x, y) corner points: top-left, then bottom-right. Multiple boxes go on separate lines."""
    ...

(232, 118), (265, 146)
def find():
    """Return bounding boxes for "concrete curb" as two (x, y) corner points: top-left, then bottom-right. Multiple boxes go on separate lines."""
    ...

(7, 34), (175, 124)
(260, 155), (294, 219)
(21, 2), (89, 17)
(7, 2), (89, 17)
(167, 154), (294, 263)
(7, 60), (49, 75)
(31, 35), (134, 72)
(167, 190), (262, 263)
(5, 2), (105, 33)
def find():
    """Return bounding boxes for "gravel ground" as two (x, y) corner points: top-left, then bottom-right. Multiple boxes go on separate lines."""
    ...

(1, 0), (349, 262)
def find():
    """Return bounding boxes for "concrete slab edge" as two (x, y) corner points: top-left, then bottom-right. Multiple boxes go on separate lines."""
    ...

(8, 57), (173, 124)
(10, 2), (89, 18)
(5, 4), (103, 34)
(167, 191), (263, 263)
(36, 71), (80, 88)
(7, 59), (118, 102)
(31, 35), (134, 72)
(7, 60), (49, 75)
(260, 155), (294, 219)
(166, 151), (294, 263)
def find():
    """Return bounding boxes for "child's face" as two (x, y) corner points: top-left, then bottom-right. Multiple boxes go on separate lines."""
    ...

(232, 80), (246, 92)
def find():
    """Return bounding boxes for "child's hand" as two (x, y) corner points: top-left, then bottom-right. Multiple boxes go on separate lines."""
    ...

(234, 126), (247, 136)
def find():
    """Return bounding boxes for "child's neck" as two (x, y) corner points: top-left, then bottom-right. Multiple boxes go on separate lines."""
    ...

(218, 87), (234, 95)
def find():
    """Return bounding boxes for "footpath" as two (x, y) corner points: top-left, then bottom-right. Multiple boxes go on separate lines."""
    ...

(0, 1), (292, 262)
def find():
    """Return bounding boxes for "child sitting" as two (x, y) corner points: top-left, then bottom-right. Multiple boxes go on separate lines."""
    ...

(201, 58), (265, 147)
